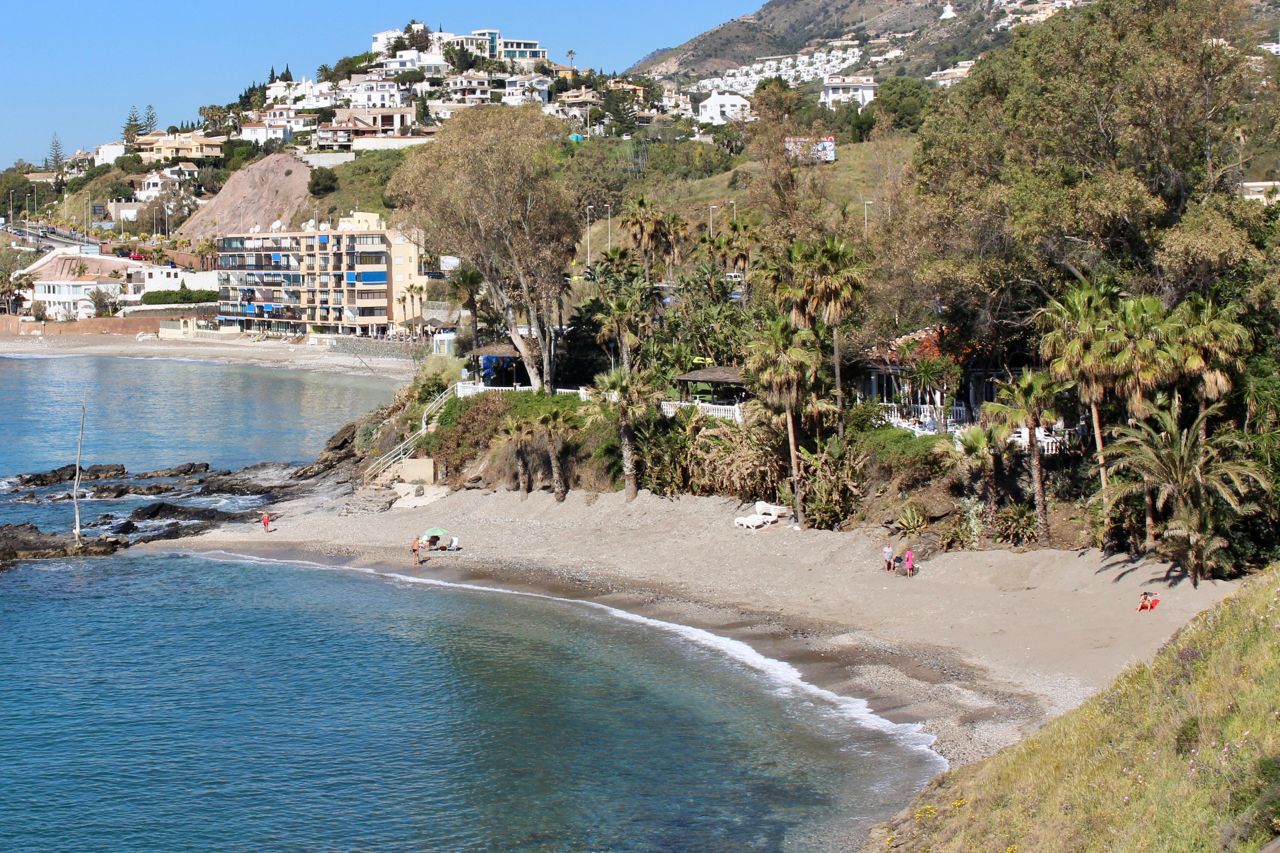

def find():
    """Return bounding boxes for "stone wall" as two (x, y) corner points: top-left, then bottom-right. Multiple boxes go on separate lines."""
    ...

(0, 316), (163, 336)
(327, 336), (427, 362)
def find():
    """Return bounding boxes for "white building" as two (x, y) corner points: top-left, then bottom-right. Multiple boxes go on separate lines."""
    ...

(698, 91), (752, 125)
(382, 49), (450, 77)
(445, 71), (492, 104)
(15, 246), (175, 321)
(820, 75), (878, 109)
(927, 60), (976, 88)
(94, 142), (126, 167)
(236, 123), (292, 145)
(492, 73), (551, 105)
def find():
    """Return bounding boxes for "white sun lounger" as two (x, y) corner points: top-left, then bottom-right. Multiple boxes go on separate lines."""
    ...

(734, 514), (771, 530)
(754, 502), (792, 520)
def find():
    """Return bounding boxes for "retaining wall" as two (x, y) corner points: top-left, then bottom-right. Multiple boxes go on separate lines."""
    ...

(327, 336), (427, 362)
(0, 316), (163, 336)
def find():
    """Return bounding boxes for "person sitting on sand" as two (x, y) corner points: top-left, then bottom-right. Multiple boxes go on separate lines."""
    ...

(883, 542), (894, 573)
(427, 535), (440, 551)
(1137, 592), (1160, 611)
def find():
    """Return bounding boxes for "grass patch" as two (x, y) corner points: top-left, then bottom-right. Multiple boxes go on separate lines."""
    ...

(875, 565), (1280, 852)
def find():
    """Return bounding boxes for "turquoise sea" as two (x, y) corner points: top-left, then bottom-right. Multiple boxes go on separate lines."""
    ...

(0, 354), (944, 852)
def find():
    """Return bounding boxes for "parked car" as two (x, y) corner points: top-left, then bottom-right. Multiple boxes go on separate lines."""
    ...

(129, 253), (146, 261)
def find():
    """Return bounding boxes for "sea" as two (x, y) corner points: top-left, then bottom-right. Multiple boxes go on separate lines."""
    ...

(0, 353), (945, 852)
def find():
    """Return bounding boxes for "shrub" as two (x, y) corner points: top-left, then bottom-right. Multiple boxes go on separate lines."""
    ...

(30, 301), (47, 321)
(896, 503), (928, 537)
(994, 501), (1037, 545)
(940, 497), (983, 551)
(856, 427), (946, 482)
(141, 289), (218, 305)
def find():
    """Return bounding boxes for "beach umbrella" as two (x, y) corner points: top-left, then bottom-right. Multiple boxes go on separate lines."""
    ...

(421, 527), (450, 538)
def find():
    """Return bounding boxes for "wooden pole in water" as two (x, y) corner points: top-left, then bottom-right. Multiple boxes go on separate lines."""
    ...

(72, 392), (86, 547)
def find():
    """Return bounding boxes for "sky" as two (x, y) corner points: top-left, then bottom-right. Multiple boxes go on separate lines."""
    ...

(0, 0), (754, 169)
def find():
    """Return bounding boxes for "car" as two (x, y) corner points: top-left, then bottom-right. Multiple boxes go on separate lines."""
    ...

(129, 253), (146, 261)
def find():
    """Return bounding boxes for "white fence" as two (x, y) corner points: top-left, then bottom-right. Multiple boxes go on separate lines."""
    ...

(878, 402), (970, 425)
(660, 400), (745, 424)
(455, 381), (744, 423)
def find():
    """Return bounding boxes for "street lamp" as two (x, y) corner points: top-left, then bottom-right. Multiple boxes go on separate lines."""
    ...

(709, 205), (718, 240)
(863, 200), (873, 238)
(586, 205), (594, 269)
(730, 200), (737, 222)
(605, 204), (611, 252)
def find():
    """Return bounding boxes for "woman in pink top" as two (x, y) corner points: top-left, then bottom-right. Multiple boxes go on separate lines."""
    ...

(904, 549), (915, 578)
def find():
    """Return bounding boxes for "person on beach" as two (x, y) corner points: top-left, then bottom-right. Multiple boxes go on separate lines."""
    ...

(1137, 592), (1160, 611)
(904, 549), (915, 578)
(883, 543), (894, 573)
(427, 535), (440, 551)
(261, 512), (270, 533)
(411, 538), (421, 566)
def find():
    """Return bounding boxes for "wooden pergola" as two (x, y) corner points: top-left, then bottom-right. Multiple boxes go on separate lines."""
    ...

(675, 366), (747, 403)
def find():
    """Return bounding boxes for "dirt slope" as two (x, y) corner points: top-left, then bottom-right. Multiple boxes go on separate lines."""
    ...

(177, 153), (312, 242)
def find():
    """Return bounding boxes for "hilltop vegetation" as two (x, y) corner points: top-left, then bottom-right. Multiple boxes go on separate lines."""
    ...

(863, 565), (1280, 852)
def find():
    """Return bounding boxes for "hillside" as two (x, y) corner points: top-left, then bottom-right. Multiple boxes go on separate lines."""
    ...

(176, 153), (311, 241)
(860, 566), (1280, 853)
(632, 0), (965, 77)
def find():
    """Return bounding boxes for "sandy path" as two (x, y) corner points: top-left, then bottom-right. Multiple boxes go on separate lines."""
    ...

(161, 486), (1237, 766)
(0, 332), (418, 382)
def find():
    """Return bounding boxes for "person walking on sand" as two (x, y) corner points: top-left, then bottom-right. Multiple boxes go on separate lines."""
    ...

(411, 538), (421, 566)
(883, 542), (894, 573)
(261, 512), (270, 533)
(904, 548), (915, 578)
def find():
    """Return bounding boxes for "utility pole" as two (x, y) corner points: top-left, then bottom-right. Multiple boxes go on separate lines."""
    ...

(863, 200), (873, 238)
(605, 204), (611, 252)
(730, 200), (737, 221)
(709, 205), (717, 240)
(585, 205), (593, 269)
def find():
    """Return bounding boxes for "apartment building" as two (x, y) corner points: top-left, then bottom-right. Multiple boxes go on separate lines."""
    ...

(215, 213), (422, 335)
(136, 131), (226, 164)
(819, 75), (878, 109)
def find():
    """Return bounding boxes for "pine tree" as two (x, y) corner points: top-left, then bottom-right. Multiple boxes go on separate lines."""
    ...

(280, 64), (292, 82)
(123, 106), (142, 144)
(47, 133), (65, 171)
(270, 65), (277, 83)
(142, 105), (158, 134)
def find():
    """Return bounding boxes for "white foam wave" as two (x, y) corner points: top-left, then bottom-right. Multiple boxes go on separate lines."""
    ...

(189, 549), (947, 766)
(0, 353), (83, 360)
(0, 476), (19, 494)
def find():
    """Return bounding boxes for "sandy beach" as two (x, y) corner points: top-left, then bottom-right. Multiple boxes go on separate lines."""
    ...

(156, 485), (1239, 767)
(0, 332), (419, 382)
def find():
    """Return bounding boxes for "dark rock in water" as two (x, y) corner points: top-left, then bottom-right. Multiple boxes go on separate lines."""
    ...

(0, 523), (125, 560)
(110, 520), (138, 535)
(293, 420), (358, 480)
(131, 522), (190, 545)
(16, 492), (39, 503)
(134, 462), (211, 480)
(130, 502), (253, 523)
(19, 464), (128, 487)
(90, 483), (176, 500)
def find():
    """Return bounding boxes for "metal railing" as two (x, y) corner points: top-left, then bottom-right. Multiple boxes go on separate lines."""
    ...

(362, 382), (459, 485)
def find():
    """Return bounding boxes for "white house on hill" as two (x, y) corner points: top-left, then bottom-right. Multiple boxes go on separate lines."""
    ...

(698, 91), (752, 125)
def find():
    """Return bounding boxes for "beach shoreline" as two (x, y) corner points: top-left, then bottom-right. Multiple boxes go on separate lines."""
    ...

(0, 331), (419, 382)
(150, 485), (1241, 768)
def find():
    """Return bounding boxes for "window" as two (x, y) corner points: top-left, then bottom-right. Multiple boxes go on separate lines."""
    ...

(356, 289), (387, 300)
(394, 256), (403, 265)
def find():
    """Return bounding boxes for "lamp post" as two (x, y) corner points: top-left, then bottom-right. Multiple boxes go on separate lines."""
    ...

(585, 205), (594, 269)
(863, 200), (873, 239)
(730, 200), (737, 222)
(605, 204), (611, 252)
(709, 205), (718, 240)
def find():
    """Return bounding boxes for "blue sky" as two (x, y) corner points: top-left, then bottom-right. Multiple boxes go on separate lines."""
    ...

(0, 0), (753, 169)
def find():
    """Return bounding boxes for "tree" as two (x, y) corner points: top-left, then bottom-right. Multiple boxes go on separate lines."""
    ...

(983, 371), (1074, 545)
(308, 167), (339, 196)
(621, 195), (659, 283)
(866, 77), (932, 133)
(142, 105), (158, 134)
(196, 240), (218, 271)
(538, 407), (576, 501)
(1170, 295), (1250, 440)
(448, 266), (484, 354)
(810, 238), (867, 439)
(587, 369), (660, 501)
(936, 424), (1011, 527)
(47, 134), (64, 171)
(1099, 395), (1269, 586)
(390, 106), (581, 391)
(746, 315), (818, 526)
(908, 356), (963, 434)
(498, 415), (536, 496)
(123, 106), (142, 145)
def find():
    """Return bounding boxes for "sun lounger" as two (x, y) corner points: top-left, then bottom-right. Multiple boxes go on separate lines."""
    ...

(734, 514), (771, 530)
(445, 537), (460, 551)
(753, 501), (792, 520)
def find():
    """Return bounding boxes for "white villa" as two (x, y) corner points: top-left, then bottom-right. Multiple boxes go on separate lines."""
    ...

(819, 75), (878, 109)
(15, 247), (181, 321)
(698, 91), (752, 125)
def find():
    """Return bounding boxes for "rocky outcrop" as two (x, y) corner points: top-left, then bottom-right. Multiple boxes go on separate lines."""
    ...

(175, 153), (313, 242)
(0, 523), (127, 563)
(292, 420), (360, 481)
(19, 464), (127, 487)
(135, 463), (211, 479)
(90, 483), (181, 499)
(129, 502), (255, 523)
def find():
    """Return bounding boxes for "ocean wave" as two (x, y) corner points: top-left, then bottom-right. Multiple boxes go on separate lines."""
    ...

(0, 476), (19, 494)
(0, 353), (84, 360)
(192, 549), (948, 767)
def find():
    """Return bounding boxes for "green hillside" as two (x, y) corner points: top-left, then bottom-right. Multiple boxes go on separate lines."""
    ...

(864, 566), (1280, 853)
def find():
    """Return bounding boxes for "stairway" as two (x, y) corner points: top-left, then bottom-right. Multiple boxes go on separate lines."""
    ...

(340, 485), (399, 516)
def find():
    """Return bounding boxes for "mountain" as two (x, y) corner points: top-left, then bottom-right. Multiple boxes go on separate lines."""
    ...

(631, 0), (990, 77)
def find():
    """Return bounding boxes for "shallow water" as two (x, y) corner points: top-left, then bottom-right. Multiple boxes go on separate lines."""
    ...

(0, 356), (944, 851)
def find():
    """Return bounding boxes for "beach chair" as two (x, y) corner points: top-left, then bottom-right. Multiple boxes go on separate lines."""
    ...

(445, 537), (460, 551)
(734, 514), (769, 530)
(753, 501), (791, 521)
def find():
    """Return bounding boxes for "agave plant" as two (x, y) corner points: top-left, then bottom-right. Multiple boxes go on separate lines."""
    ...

(994, 502), (1038, 546)
(895, 503), (928, 537)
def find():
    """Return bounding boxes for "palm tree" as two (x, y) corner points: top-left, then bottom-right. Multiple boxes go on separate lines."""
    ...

(983, 371), (1074, 545)
(1105, 296), (1181, 552)
(593, 293), (639, 372)
(656, 211), (689, 281)
(1099, 395), (1270, 586)
(1039, 282), (1117, 489)
(3, 273), (33, 315)
(406, 283), (424, 330)
(810, 238), (866, 439)
(909, 357), (961, 434)
(538, 407), (576, 502)
(587, 369), (660, 501)
(448, 266), (484, 353)
(196, 240), (218, 271)
(1171, 295), (1250, 441)
(746, 315), (818, 526)
(936, 424), (1011, 527)
(621, 195), (659, 283)
(498, 415), (536, 496)
(396, 294), (408, 326)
